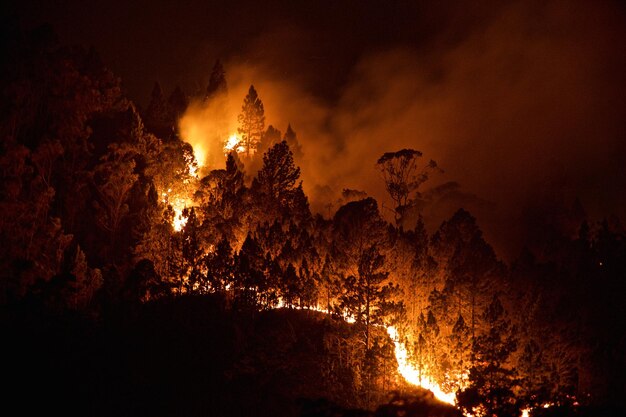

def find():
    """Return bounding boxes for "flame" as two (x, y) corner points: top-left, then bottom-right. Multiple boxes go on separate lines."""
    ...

(161, 191), (190, 232)
(179, 120), (208, 168)
(193, 144), (206, 168)
(224, 134), (238, 151)
(387, 325), (458, 405)
(171, 203), (188, 231)
(272, 300), (458, 405)
(158, 138), (205, 232)
(224, 133), (246, 154)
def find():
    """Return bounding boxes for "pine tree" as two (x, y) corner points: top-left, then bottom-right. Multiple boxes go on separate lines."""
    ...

(168, 85), (188, 124)
(181, 207), (203, 293)
(283, 124), (302, 160)
(237, 85), (265, 158)
(457, 295), (519, 417)
(204, 236), (234, 293)
(144, 82), (172, 138)
(258, 125), (281, 157)
(432, 209), (503, 340)
(205, 59), (227, 100)
(282, 263), (299, 307)
(341, 245), (402, 349)
(234, 233), (265, 308)
(252, 141), (301, 213)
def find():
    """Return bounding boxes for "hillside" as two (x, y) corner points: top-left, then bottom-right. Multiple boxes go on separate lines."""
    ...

(4, 295), (452, 417)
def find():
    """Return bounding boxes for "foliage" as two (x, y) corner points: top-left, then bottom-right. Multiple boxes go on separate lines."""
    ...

(377, 149), (439, 227)
(237, 84), (265, 158)
(205, 59), (227, 99)
(457, 296), (519, 417)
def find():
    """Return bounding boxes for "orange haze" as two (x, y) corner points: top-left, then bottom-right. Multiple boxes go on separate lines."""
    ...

(178, 0), (626, 259)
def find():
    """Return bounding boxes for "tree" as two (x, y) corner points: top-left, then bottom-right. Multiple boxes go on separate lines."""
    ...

(339, 244), (403, 407)
(144, 82), (172, 138)
(332, 198), (386, 276)
(237, 85), (265, 158)
(195, 152), (246, 248)
(204, 59), (227, 100)
(234, 233), (266, 308)
(168, 85), (188, 124)
(253, 141), (300, 203)
(431, 209), (502, 340)
(377, 149), (439, 227)
(258, 125), (281, 157)
(281, 263), (300, 307)
(181, 207), (203, 293)
(457, 295), (519, 417)
(203, 236), (234, 293)
(517, 339), (552, 409)
(283, 123), (302, 160)
(344, 246), (402, 348)
(92, 142), (139, 264)
(0, 140), (73, 298)
(298, 257), (319, 308)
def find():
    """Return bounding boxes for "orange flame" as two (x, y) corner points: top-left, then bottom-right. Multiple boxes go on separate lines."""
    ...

(387, 325), (459, 405)
(224, 133), (246, 154)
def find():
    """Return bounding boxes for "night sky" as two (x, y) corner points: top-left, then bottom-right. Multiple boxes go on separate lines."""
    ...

(8, 0), (626, 257)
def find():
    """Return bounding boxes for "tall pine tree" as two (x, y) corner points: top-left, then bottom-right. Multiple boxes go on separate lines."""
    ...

(237, 85), (265, 158)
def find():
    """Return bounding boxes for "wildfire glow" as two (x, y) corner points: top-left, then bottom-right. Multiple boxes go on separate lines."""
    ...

(171, 203), (188, 231)
(273, 299), (458, 406)
(161, 190), (190, 232)
(224, 133), (245, 154)
(193, 144), (206, 168)
(387, 325), (458, 405)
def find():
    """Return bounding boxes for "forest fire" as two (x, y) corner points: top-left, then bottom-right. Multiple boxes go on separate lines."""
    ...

(160, 190), (191, 232)
(224, 133), (245, 154)
(387, 326), (459, 405)
(171, 201), (190, 231)
(3, 9), (626, 416)
(272, 299), (459, 405)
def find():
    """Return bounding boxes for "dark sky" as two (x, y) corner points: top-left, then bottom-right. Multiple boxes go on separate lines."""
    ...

(9, 0), (626, 257)
(10, 0), (504, 103)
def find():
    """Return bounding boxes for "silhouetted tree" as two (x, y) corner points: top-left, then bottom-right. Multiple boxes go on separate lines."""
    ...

(196, 152), (246, 248)
(237, 85), (265, 158)
(168, 85), (188, 125)
(252, 141), (303, 223)
(257, 124), (281, 157)
(283, 123), (303, 160)
(204, 59), (227, 99)
(234, 233), (266, 308)
(457, 295), (518, 417)
(92, 142), (139, 264)
(431, 209), (502, 339)
(377, 149), (439, 227)
(204, 235), (235, 293)
(181, 207), (203, 293)
(144, 82), (172, 138)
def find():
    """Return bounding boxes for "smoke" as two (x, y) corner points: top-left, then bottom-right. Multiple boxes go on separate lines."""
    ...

(178, 0), (626, 258)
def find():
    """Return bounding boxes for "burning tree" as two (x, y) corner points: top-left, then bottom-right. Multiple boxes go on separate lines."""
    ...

(332, 198), (404, 405)
(252, 141), (301, 207)
(237, 85), (265, 158)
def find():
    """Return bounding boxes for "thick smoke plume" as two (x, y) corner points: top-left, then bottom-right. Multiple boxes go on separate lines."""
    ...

(179, 0), (626, 258)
